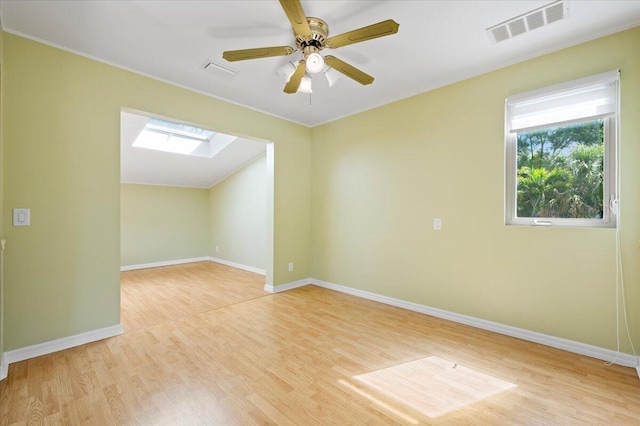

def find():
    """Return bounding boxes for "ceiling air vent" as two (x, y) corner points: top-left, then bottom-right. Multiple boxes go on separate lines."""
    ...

(201, 60), (237, 79)
(486, 0), (570, 44)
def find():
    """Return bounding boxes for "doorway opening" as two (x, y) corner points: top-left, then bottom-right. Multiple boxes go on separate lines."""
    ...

(119, 109), (274, 331)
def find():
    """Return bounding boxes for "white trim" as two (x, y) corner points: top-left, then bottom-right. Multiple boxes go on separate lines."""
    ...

(264, 278), (310, 293)
(122, 257), (266, 275)
(0, 324), (123, 380)
(208, 257), (266, 275)
(120, 180), (212, 189)
(121, 257), (210, 271)
(0, 357), (8, 381)
(310, 278), (640, 369)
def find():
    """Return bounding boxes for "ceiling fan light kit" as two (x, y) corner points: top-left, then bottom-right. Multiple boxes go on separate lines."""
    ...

(324, 67), (341, 88)
(222, 0), (399, 94)
(278, 61), (297, 81)
(305, 52), (324, 74)
(298, 75), (313, 93)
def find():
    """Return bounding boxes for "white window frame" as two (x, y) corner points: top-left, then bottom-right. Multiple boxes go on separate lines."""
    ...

(505, 71), (619, 228)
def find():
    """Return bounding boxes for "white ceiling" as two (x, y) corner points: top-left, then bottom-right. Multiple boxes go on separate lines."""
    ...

(2, 1), (639, 128)
(121, 111), (266, 188)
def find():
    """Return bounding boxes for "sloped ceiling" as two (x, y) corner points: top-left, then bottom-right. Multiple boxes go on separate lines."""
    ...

(121, 111), (266, 188)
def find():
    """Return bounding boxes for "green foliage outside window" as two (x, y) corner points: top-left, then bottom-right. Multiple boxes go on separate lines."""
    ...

(516, 120), (605, 219)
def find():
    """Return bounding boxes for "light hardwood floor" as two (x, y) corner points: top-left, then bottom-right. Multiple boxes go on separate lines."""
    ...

(1, 262), (639, 424)
(120, 262), (268, 332)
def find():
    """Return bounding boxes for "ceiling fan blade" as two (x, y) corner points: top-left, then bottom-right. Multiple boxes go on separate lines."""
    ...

(223, 46), (294, 62)
(325, 19), (399, 49)
(279, 0), (312, 37)
(284, 60), (307, 94)
(324, 56), (374, 85)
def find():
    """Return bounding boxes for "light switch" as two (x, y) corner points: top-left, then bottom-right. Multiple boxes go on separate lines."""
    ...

(13, 208), (30, 226)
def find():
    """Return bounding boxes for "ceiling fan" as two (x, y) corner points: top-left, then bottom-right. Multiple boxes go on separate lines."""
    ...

(222, 0), (399, 94)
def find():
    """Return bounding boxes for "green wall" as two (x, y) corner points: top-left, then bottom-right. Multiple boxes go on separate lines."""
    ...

(2, 26), (638, 357)
(121, 184), (210, 267)
(209, 155), (267, 270)
(310, 27), (640, 352)
(0, 27), (4, 366)
(120, 155), (268, 272)
(1, 33), (311, 351)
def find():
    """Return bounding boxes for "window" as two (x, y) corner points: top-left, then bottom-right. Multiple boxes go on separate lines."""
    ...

(505, 70), (619, 228)
(133, 118), (236, 158)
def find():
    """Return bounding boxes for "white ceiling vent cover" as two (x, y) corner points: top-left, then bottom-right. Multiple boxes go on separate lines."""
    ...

(486, 0), (570, 43)
(202, 60), (237, 79)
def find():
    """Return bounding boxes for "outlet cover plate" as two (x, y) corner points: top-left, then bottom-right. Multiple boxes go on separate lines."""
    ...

(13, 208), (31, 226)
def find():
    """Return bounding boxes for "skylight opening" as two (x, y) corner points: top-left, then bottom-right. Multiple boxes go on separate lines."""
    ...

(132, 117), (236, 158)
(133, 130), (203, 156)
(146, 118), (213, 141)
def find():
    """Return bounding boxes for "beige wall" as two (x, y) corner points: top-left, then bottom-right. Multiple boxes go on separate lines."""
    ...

(310, 27), (640, 352)
(209, 155), (267, 270)
(1, 33), (311, 351)
(121, 184), (210, 267)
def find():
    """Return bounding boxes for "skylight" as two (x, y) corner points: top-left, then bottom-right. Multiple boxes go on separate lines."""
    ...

(133, 118), (235, 158)
(146, 118), (213, 141)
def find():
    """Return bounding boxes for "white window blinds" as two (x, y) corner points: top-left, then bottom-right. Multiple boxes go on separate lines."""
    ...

(507, 70), (619, 133)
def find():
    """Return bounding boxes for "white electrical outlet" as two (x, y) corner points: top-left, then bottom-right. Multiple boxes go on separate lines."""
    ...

(433, 218), (442, 230)
(215, 245), (219, 253)
(288, 262), (294, 272)
(13, 208), (31, 227)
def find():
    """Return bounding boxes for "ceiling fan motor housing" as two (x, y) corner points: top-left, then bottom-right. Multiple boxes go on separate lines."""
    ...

(296, 17), (329, 55)
(222, 0), (398, 93)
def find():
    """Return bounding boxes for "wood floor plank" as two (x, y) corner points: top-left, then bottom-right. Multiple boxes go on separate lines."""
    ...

(120, 261), (268, 332)
(1, 262), (639, 424)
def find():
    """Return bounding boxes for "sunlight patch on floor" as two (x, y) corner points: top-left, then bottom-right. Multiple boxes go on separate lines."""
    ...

(338, 379), (420, 424)
(353, 356), (516, 418)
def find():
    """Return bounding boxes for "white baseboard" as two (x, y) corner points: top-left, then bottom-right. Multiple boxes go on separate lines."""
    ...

(121, 257), (210, 271)
(121, 257), (266, 276)
(310, 278), (640, 369)
(0, 356), (7, 381)
(208, 257), (266, 275)
(0, 324), (123, 381)
(264, 278), (310, 293)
